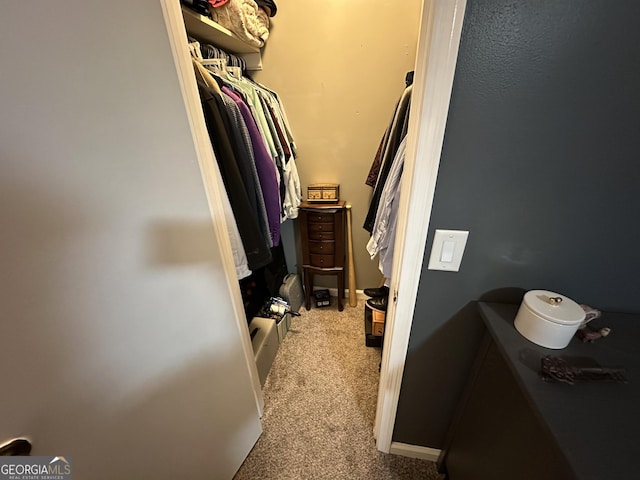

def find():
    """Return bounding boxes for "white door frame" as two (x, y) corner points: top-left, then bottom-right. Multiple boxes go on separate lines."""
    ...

(161, 0), (467, 456)
(375, 0), (467, 455)
(161, 0), (265, 416)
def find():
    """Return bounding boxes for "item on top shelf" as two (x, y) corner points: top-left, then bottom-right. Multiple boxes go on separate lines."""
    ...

(313, 289), (331, 308)
(540, 355), (628, 384)
(579, 304), (602, 327)
(514, 290), (586, 349)
(307, 183), (340, 203)
(256, 0), (277, 17)
(209, 0), (270, 49)
(576, 325), (611, 343)
(182, 0), (211, 16)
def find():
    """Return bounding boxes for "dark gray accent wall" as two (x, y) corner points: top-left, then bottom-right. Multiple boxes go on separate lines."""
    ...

(393, 0), (640, 447)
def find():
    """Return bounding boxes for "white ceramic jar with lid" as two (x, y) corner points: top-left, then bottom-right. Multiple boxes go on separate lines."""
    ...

(514, 290), (586, 349)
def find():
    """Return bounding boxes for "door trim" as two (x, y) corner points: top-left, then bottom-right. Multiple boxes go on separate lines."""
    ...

(160, 0), (264, 416)
(375, 0), (467, 452)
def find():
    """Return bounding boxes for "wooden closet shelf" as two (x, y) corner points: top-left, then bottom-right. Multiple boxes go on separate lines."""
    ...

(181, 6), (262, 70)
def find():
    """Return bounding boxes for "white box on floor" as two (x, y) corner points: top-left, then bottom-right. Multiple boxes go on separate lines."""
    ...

(249, 316), (279, 386)
(275, 313), (291, 343)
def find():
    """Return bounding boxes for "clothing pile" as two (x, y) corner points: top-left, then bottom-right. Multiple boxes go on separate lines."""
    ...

(192, 42), (300, 279)
(364, 75), (413, 280)
(182, 0), (278, 48)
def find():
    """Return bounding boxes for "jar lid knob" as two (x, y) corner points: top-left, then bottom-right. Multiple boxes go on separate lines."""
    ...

(548, 296), (563, 305)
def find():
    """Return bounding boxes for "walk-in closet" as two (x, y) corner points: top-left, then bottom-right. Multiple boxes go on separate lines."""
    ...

(0, 1), (430, 478)
(178, 0), (423, 381)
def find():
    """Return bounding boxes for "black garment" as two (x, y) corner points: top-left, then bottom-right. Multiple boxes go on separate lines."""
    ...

(198, 82), (272, 270)
(181, 0), (210, 16)
(256, 0), (277, 17)
(405, 70), (414, 87)
(239, 242), (287, 321)
(363, 285), (389, 298)
(365, 124), (391, 188)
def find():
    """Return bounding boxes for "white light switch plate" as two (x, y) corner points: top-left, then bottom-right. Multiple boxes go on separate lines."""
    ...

(427, 229), (469, 272)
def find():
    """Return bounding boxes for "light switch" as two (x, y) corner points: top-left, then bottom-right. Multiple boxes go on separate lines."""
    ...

(428, 229), (469, 272)
(441, 240), (455, 263)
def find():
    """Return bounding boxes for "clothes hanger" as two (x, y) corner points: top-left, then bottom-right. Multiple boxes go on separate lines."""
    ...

(188, 40), (204, 61)
(201, 45), (245, 80)
(224, 51), (244, 80)
(200, 44), (232, 78)
(187, 41), (223, 94)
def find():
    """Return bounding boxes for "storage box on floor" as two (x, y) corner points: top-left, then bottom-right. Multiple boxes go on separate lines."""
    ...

(364, 304), (385, 347)
(279, 273), (303, 312)
(249, 313), (291, 386)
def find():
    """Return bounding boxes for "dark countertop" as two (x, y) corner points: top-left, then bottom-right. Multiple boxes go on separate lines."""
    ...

(478, 303), (640, 480)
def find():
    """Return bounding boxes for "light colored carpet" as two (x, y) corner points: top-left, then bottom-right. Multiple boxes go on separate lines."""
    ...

(234, 296), (442, 480)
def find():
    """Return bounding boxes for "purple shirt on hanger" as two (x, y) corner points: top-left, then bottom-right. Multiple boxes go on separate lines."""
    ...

(222, 86), (281, 246)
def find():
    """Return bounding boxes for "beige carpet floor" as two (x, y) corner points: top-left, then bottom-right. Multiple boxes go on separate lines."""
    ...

(234, 296), (442, 480)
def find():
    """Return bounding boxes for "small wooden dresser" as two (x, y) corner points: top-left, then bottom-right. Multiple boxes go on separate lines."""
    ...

(298, 200), (346, 311)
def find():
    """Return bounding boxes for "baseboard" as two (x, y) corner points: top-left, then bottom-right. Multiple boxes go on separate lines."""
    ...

(389, 442), (441, 462)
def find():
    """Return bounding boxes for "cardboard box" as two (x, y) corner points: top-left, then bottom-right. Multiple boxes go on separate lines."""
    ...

(372, 320), (385, 336)
(372, 309), (385, 336)
(364, 303), (385, 346)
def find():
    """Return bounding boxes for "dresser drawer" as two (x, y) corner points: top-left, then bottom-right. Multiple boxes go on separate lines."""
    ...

(310, 254), (335, 268)
(308, 222), (334, 235)
(308, 240), (335, 255)
(308, 230), (335, 241)
(306, 212), (335, 223)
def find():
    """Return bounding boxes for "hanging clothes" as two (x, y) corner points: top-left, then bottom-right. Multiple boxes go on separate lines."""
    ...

(222, 86), (282, 245)
(363, 84), (412, 233)
(217, 88), (273, 249)
(364, 76), (414, 280)
(198, 81), (273, 270)
(215, 66), (301, 224)
(366, 136), (407, 279)
(190, 42), (301, 277)
(193, 59), (252, 278)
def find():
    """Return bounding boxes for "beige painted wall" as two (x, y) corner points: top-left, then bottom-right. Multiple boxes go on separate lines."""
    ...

(254, 0), (423, 289)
